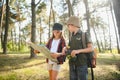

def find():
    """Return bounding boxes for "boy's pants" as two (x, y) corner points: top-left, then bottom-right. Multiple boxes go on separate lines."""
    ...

(69, 64), (88, 80)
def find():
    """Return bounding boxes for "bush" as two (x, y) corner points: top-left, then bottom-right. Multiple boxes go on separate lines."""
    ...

(7, 41), (29, 52)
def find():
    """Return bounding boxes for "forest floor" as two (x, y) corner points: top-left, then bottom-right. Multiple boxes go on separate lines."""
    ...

(0, 53), (120, 80)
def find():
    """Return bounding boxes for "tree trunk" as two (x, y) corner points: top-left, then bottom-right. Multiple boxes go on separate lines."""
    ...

(1, 30), (3, 49)
(17, 1), (21, 51)
(48, 0), (55, 39)
(83, 0), (90, 34)
(100, 39), (104, 52)
(93, 26), (101, 52)
(0, 0), (4, 49)
(103, 28), (107, 51)
(18, 22), (21, 51)
(110, 1), (120, 53)
(40, 18), (42, 44)
(48, 0), (52, 39)
(48, 6), (51, 39)
(3, 0), (9, 54)
(51, 0), (55, 23)
(65, 0), (74, 40)
(106, 8), (112, 53)
(0, 0), (3, 34)
(14, 28), (17, 50)
(11, 30), (14, 51)
(112, 0), (120, 43)
(65, 0), (74, 17)
(30, 0), (37, 58)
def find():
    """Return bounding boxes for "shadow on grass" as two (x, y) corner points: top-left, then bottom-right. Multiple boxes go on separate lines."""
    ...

(97, 54), (120, 66)
(94, 71), (120, 80)
(97, 57), (119, 65)
(0, 54), (46, 72)
(97, 56), (120, 72)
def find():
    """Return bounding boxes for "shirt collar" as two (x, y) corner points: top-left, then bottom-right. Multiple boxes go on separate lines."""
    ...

(72, 29), (82, 36)
(77, 29), (82, 34)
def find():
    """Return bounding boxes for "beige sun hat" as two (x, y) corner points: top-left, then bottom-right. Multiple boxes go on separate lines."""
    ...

(67, 16), (80, 28)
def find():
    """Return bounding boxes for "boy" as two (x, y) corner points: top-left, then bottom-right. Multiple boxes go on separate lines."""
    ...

(63, 16), (93, 80)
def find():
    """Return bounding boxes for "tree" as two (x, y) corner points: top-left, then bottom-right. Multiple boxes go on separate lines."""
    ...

(110, 1), (120, 53)
(112, 0), (120, 42)
(36, 2), (46, 44)
(30, 0), (37, 58)
(48, 0), (54, 39)
(30, 0), (42, 58)
(3, 0), (9, 54)
(112, 0), (120, 53)
(0, 0), (3, 35)
(0, 0), (5, 49)
(90, 16), (102, 52)
(83, 0), (90, 34)
(65, 0), (74, 17)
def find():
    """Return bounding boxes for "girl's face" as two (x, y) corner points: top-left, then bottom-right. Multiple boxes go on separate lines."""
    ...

(53, 30), (62, 38)
(67, 24), (74, 33)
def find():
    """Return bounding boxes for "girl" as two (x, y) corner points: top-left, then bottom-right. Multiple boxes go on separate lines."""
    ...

(46, 23), (66, 80)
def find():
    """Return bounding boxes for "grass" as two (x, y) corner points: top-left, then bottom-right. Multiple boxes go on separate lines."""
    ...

(0, 53), (120, 80)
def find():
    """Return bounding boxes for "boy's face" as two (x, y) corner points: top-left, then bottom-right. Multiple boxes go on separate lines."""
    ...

(67, 24), (74, 33)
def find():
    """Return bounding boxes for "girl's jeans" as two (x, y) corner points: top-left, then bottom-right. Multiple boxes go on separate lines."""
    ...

(69, 64), (88, 80)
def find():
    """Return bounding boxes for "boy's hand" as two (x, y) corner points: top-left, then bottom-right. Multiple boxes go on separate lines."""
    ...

(71, 50), (79, 57)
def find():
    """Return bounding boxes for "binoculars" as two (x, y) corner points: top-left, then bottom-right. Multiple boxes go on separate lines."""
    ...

(65, 49), (72, 55)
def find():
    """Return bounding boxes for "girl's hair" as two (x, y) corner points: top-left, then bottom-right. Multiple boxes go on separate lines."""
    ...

(51, 31), (62, 39)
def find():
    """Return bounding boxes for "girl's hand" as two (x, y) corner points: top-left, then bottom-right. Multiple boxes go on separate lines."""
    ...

(62, 47), (67, 55)
(34, 50), (40, 54)
(51, 53), (61, 59)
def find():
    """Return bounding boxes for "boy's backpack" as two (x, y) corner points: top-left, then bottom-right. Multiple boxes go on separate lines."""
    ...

(82, 32), (96, 68)
(82, 32), (97, 80)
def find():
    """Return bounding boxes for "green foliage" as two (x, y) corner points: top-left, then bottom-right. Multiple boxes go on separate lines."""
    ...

(36, 2), (46, 13)
(7, 41), (16, 51)
(7, 41), (29, 52)
(0, 73), (18, 80)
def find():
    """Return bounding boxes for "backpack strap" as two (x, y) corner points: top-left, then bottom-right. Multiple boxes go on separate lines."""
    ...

(82, 32), (86, 48)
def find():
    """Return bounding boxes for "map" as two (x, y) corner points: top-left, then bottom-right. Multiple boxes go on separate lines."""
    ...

(26, 41), (58, 63)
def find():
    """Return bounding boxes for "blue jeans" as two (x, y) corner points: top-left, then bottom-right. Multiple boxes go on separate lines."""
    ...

(69, 64), (88, 80)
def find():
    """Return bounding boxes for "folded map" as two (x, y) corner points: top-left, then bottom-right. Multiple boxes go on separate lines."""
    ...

(26, 42), (58, 63)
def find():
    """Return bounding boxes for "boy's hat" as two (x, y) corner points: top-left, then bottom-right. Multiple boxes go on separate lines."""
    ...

(53, 23), (63, 31)
(67, 16), (80, 28)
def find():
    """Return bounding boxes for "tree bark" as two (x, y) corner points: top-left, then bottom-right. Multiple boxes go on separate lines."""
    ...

(112, 0), (120, 43)
(111, 0), (120, 54)
(0, 0), (3, 34)
(83, 0), (90, 34)
(93, 26), (101, 52)
(30, 0), (37, 58)
(40, 18), (42, 44)
(111, 0), (120, 53)
(50, 0), (55, 23)
(106, 7), (112, 53)
(0, 0), (4, 49)
(3, 0), (9, 54)
(65, 0), (74, 17)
